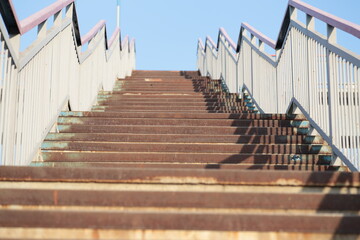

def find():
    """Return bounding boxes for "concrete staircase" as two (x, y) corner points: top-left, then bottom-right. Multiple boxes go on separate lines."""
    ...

(0, 70), (359, 239)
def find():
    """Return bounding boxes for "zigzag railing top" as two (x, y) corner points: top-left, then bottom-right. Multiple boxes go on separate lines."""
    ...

(288, 0), (360, 38)
(199, 0), (360, 54)
(0, 0), (128, 51)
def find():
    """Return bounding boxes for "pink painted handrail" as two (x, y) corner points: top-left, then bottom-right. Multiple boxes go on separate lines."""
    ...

(219, 27), (237, 51)
(5, 0), (127, 51)
(19, 0), (74, 35)
(200, 0), (359, 53)
(241, 23), (276, 49)
(108, 27), (120, 48)
(289, 0), (360, 39)
(81, 20), (106, 45)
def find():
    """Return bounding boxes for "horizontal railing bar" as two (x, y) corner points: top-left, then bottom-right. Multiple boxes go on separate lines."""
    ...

(219, 27), (237, 51)
(289, 0), (360, 39)
(81, 20), (106, 45)
(242, 37), (276, 66)
(205, 36), (217, 49)
(241, 23), (276, 49)
(20, 0), (74, 35)
(19, 18), (72, 70)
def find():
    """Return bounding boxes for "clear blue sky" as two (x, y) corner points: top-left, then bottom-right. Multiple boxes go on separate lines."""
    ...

(12, 0), (360, 70)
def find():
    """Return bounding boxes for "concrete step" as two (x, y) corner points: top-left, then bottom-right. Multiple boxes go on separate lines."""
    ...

(40, 151), (330, 164)
(45, 133), (324, 144)
(57, 117), (310, 128)
(1, 208), (359, 235)
(97, 98), (242, 103)
(1, 167), (358, 186)
(30, 162), (341, 171)
(97, 101), (245, 107)
(131, 70), (187, 77)
(60, 111), (307, 120)
(41, 141), (331, 155)
(91, 105), (253, 111)
(57, 124), (310, 135)
(98, 92), (238, 99)
(1, 189), (359, 211)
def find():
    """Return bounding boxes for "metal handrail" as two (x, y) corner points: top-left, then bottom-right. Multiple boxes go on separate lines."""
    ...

(288, 0), (360, 38)
(0, 0), (136, 166)
(108, 27), (120, 48)
(241, 23), (276, 49)
(20, 0), (74, 34)
(197, 0), (360, 171)
(219, 27), (237, 51)
(81, 20), (106, 45)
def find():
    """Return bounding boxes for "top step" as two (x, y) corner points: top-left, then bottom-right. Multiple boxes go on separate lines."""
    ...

(132, 70), (199, 77)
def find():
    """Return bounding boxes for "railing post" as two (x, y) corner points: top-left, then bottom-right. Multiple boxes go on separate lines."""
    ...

(37, 20), (48, 39)
(53, 10), (62, 26)
(289, 5), (298, 102)
(65, 3), (74, 18)
(258, 40), (264, 52)
(326, 24), (337, 163)
(250, 34), (256, 93)
(290, 6), (297, 21)
(327, 25), (337, 44)
(306, 14), (315, 115)
(9, 34), (20, 59)
(306, 14), (315, 31)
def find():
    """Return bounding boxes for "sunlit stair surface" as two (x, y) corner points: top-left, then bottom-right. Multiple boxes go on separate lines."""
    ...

(0, 70), (359, 240)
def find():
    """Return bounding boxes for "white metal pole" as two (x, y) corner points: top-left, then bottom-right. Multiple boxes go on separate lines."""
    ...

(117, 0), (120, 28)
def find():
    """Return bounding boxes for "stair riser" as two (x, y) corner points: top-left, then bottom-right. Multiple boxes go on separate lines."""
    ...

(118, 83), (213, 87)
(98, 97), (242, 102)
(93, 109), (255, 114)
(57, 118), (310, 128)
(1, 167), (353, 186)
(1, 210), (359, 234)
(114, 88), (210, 92)
(57, 125), (309, 135)
(98, 102), (245, 107)
(92, 106), (252, 111)
(42, 142), (331, 155)
(1, 189), (358, 211)
(108, 91), (239, 96)
(60, 111), (307, 120)
(98, 94), (238, 99)
(45, 133), (323, 144)
(40, 152), (327, 164)
(99, 94), (240, 101)
(31, 162), (339, 171)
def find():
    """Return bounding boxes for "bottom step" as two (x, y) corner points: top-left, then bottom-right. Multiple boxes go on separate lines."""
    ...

(0, 228), (358, 240)
(0, 210), (359, 234)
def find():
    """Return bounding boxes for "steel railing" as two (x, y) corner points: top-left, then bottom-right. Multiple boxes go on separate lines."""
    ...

(197, 0), (360, 171)
(0, 0), (136, 165)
